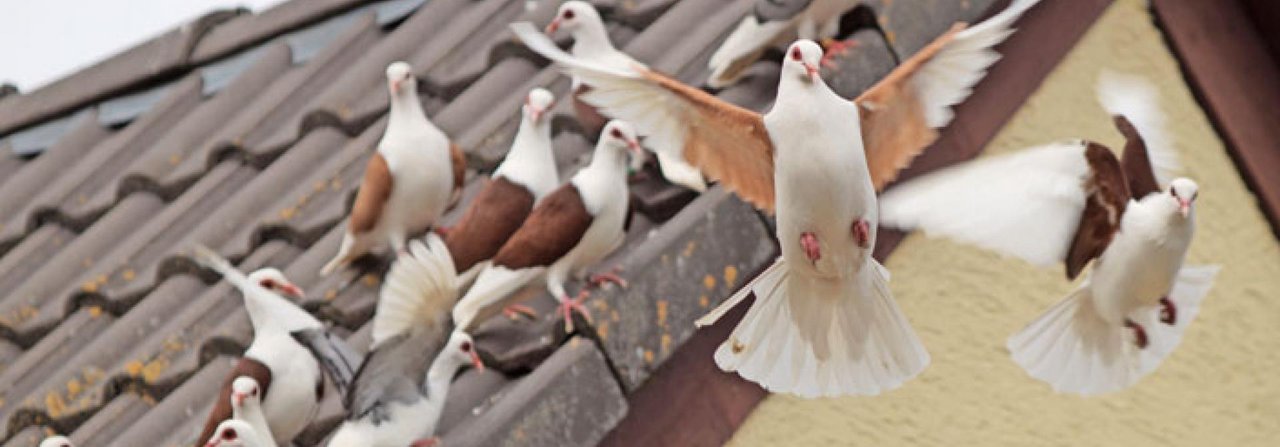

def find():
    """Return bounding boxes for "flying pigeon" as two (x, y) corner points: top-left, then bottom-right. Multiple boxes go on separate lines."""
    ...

(323, 235), (483, 447)
(321, 61), (466, 275)
(38, 436), (73, 447)
(444, 88), (561, 292)
(541, 1), (708, 193)
(878, 72), (1219, 395)
(512, 0), (1039, 397)
(451, 120), (642, 333)
(229, 376), (277, 447)
(707, 0), (861, 88)
(204, 420), (273, 447)
(192, 246), (325, 445)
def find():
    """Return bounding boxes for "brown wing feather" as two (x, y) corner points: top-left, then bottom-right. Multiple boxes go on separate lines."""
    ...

(1113, 115), (1161, 199)
(1064, 142), (1132, 280)
(491, 183), (594, 270)
(444, 177), (537, 272)
(196, 358), (272, 446)
(350, 153), (393, 234)
(855, 24), (967, 191)
(638, 69), (777, 212)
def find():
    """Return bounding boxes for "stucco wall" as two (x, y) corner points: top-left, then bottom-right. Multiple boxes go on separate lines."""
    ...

(729, 0), (1280, 445)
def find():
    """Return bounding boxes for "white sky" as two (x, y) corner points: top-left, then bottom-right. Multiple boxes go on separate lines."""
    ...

(0, 0), (289, 91)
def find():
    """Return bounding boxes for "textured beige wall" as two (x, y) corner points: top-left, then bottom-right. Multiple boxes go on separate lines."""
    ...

(728, 1), (1280, 445)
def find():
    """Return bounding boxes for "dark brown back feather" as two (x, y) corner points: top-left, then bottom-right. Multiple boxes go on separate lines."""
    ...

(195, 358), (272, 446)
(1064, 141), (1132, 280)
(350, 153), (393, 233)
(1114, 115), (1161, 199)
(445, 177), (537, 272)
(491, 183), (594, 270)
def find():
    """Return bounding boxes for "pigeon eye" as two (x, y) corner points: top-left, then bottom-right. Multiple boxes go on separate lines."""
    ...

(791, 47), (803, 61)
(460, 341), (472, 352)
(563, 9), (575, 19)
(223, 428), (238, 440)
(260, 279), (276, 289)
(610, 128), (623, 139)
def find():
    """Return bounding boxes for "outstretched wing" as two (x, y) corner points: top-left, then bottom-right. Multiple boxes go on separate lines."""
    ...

(1096, 70), (1179, 198)
(855, 0), (1039, 190)
(513, 22), (778, 212)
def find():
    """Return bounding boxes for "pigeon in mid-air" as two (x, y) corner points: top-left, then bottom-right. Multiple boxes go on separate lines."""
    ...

(512, 0), (1039, 397)
(322, 61), (465, 275)
(879, 72), (1219, 395)
(707, 0), (861, 88)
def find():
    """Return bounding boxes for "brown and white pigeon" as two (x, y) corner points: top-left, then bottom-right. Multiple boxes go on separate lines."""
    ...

(451, 120), (642, 332)
(204, 420), (273, 447)
(192, 247), (324, 446)
(541, 1), (707, 193)
(879, 72), (1219, 395)
(708, 0), (861, 88)
(444, 88), (560, 287)
(321, 235), (482, 447)
(513, 0), (1038, 397)
(321, 61), (465, 275)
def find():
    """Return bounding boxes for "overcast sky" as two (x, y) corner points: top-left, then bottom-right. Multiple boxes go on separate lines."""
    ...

(0, 0), (289, 91)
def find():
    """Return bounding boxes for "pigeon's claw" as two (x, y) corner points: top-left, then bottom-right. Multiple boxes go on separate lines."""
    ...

(503, 304), (539, 320)
(819, 38), (859, 69)
(588, 269), (628, 289)
(1125, 319), (1149, 349)
(1158, 297), (1176, 325)
(411, 437), (441, 447)
(559, 290), (594, 333)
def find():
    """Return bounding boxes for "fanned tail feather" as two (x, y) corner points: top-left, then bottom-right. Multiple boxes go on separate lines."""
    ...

(714, 258), (929, 398)
(1008, 265), (1219, 395)
(372, 234), (459, 348)
(707, 16), (792, 88)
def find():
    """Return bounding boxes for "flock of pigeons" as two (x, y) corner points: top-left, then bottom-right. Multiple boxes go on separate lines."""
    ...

(38, 0), (1222, 445)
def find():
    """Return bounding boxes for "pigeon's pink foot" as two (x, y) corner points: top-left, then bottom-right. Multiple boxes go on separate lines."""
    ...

(820, 38), (860, 68)
(1125, 319), (1148, 349)
(435, 226), (453, 238)
(559, 290), (594, 333)
(851, 219), (870, 249)
(1159, 297), (1176, 325)
(503, 303), (538, 320)
(800, 232), (822, 263)
(411, 437), (441, 447)
(589, 268), (628, 289)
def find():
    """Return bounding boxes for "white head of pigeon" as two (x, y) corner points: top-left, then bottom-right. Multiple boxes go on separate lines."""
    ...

(230, 376), (276, 446)
(1169, 177), (1199, 218)
(596, 120), (644, 170)
(386, 61), (416, 97)
(38, 436), (73, 447)
(782, 40), (824, 84)
(429, 331), (485, 386)
(546, 1), (600, 36)
(205, 420), (272, 447)
(246, 268), (304, 299)
(524, 87), (556, 125)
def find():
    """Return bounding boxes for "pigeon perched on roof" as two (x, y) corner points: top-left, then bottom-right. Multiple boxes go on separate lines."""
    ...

(451, 120), (642, 333)
(879, 72), (1219, 395)
(192, 246), (324, 445)
(707, 0), (861, 88)
(512, 0), (1039, 397)
(444, 88), (561, 290)
(321, 61), (466, 276)
(203, 420), (273, 447)
(228, 376), (277, 447)
(541, 1), (707, 193)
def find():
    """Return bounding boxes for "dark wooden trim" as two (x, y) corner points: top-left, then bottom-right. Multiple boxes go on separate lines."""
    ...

(602, 0), (1113, 445)
(1152, 0), (1280, 237)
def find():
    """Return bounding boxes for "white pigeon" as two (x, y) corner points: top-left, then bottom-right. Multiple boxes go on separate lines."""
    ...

(192, 246), (324, 445)
(542, 1), (708, 192)
(879, 72), (1219, 395)
(443, 88), (560, 291)
(229, 376), (277, 447)
(38, 436), (73, 447)
(451, 120), (642, 333)
(512, 0), (1039, 397)
(322, 235), (478, 447)
(322, 61), (465, 275)
(708, 0), (861, 88)
(204, 420), (274, 447)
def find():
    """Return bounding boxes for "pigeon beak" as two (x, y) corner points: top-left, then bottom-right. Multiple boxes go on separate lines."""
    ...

(470, 351), (485, 372)
(545, 18), (561, 35)
(279, 283), (305, 299)
(1179, 199), (1191, 217)
(232, 392), (246, 407)
(804, 63), (819, 82)
(391, 79), (402, 95)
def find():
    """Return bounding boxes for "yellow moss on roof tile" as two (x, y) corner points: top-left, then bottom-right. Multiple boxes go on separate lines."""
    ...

(730, 1), (1280, 445)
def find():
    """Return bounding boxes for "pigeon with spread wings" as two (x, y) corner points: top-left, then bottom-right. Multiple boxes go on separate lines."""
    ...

(708, 0), (861, 88)
(513, 0), (1039, 397)
(879, 72), (1219, 395)
(321, 61), (466, 276)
